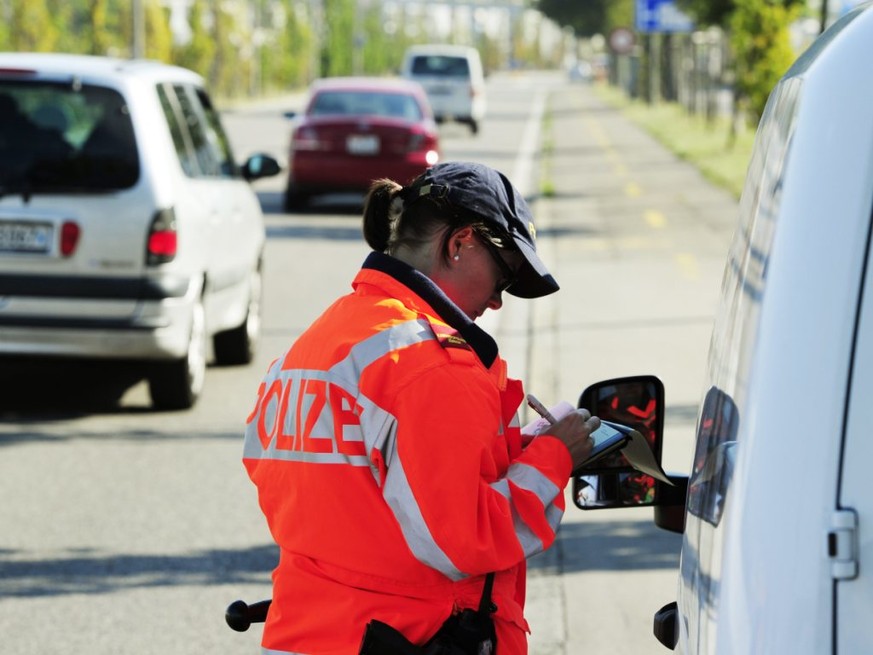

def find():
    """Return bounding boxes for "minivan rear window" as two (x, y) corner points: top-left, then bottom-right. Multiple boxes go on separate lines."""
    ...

(410, 56), (470, 78)
(0, 81), (139, 194)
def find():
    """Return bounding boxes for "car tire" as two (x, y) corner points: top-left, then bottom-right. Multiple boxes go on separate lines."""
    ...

(148, 297), (207, 410)
(214, 264), (262, 366)
(283, 185), (308, 212)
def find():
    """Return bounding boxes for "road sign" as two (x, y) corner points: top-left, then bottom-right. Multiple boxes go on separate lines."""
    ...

(635, 0), (694, 33)
(608, 27), (636, 55)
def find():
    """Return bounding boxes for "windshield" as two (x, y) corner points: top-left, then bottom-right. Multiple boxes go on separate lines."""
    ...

(410, 55), (470, 78)
(0, 80), (139, 195)
(308, 90), (423, 121)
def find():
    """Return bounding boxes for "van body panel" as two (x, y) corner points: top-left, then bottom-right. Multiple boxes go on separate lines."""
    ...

(839, 216), (873, 653)
(678, 3), (873, 652)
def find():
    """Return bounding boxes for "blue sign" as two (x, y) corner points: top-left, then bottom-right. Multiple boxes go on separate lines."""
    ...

(635, 0), (695, 33)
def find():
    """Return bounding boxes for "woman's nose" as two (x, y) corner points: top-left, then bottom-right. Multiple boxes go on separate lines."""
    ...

(487, 292), (503, 311)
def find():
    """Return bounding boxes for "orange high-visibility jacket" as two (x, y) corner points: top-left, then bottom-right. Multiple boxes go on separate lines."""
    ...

(243, 253), (573, 655)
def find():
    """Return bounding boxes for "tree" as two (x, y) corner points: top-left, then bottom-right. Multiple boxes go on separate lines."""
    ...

(145, 0), (173, 62)
(729, 0), (799, 122)
(677, 0), (802, 123)
(261, 1), (316, 91)
(674, 0), (735, 26)
(534, 0), (609, 37)
(6, 0), (61, 52)
(83, 0), (113, 55)
(173, 0), (216, 79)
(321, 0), (355, 77)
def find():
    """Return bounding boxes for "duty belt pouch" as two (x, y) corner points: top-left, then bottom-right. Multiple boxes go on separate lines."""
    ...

(359, 573), (497, 655)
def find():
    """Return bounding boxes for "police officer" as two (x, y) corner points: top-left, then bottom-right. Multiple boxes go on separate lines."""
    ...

(243, 162), (600, 655)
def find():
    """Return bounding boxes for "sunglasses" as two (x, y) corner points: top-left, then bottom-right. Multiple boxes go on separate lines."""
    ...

(477, 233), (519, 294)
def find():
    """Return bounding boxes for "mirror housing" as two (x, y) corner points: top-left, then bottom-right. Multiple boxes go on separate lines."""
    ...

(241, 153), (282, 181)
(653, 474), (688, 533)
(570, 375), (689, 531)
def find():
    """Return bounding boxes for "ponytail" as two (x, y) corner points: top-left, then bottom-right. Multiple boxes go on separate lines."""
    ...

(362, 178), (403, 253)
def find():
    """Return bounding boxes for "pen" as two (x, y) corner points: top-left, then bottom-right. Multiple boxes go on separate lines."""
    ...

(527, 394), (558, 424)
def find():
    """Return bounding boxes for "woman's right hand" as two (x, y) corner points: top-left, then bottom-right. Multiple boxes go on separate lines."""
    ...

(541, 409), (601, 471)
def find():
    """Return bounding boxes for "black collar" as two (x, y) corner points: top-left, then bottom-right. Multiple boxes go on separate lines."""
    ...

(361, 252), (498, 368)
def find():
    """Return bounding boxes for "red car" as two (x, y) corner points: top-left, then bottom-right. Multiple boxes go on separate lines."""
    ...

(283, 77), (441, 211)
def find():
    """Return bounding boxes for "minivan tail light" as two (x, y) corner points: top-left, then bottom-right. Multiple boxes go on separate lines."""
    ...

(0, 67), (37, 76)
(60, 221), (80, 257)
(146, 208), (177, 265)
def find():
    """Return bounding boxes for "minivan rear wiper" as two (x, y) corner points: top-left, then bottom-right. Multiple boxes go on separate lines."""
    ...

(0, 177), (33, 203)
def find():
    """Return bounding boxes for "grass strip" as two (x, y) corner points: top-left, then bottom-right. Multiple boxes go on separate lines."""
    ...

(594, 84), (756, 199)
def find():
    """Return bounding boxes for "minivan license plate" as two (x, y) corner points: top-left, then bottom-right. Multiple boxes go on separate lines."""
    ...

(347, 135), (379, 155)
(0, 221), (52, 253)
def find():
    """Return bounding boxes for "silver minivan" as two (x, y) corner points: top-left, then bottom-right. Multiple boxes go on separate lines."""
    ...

(0, 53), (280, 410)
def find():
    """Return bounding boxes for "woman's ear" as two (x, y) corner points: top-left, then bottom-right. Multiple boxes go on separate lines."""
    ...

(450, 226), (476, 259)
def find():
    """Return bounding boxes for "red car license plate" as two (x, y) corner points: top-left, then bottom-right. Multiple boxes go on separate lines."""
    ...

(346, 135), (380, 155)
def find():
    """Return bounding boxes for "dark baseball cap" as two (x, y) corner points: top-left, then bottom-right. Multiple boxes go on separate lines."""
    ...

(400, 161), (560, 298)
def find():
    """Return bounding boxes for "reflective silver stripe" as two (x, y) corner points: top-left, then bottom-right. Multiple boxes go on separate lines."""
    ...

(383, 443), (465, 581)
(505, 462), (562, 526)
(493, 463), (564, 556)
(331, 317), (435, 387)
(491, 477), (547, 558)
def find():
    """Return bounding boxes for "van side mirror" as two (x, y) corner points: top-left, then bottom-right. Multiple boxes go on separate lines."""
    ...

(572, 376), (661, 501)
(571, 375), (689, 532)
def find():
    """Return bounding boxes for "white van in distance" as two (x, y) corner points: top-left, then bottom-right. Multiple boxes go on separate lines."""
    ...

(400, 44), (486, 135)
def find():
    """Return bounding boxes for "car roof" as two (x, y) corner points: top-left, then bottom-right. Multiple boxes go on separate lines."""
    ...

(0, 52), (203, 86)
(308, 76), (425, 94)
(404, 44), (480, 56)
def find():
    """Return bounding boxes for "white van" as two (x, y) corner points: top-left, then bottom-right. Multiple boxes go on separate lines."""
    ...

(400, 44), (486, 134)
(570, 3), (873, 652)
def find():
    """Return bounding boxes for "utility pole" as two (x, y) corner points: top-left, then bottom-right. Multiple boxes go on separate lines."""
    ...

(132, 0), (146, 58)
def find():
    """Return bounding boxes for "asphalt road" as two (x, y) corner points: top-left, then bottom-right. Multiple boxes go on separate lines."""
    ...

(0, 71), (739, 654)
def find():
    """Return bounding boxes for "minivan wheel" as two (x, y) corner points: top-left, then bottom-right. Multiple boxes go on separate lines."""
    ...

(214, 265), (262, 366)
(148, 299), (207, 410)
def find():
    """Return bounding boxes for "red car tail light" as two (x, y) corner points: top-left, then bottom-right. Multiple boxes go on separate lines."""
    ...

(146, 208), (177, 265)
(408, 132), (425, 152)
(292, 126), (321, 151)
(406, 128), (440, 165)
(60, 221), (80, 257)
(407, 128), (435, 152)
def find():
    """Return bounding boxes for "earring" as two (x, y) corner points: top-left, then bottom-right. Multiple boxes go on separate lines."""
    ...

(453, 254), (460, 261)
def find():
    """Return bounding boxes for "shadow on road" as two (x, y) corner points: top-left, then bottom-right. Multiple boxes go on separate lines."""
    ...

(0, 544), (278, 598)
(529, 518), (681, 574)
(0, 358), (146, 418)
